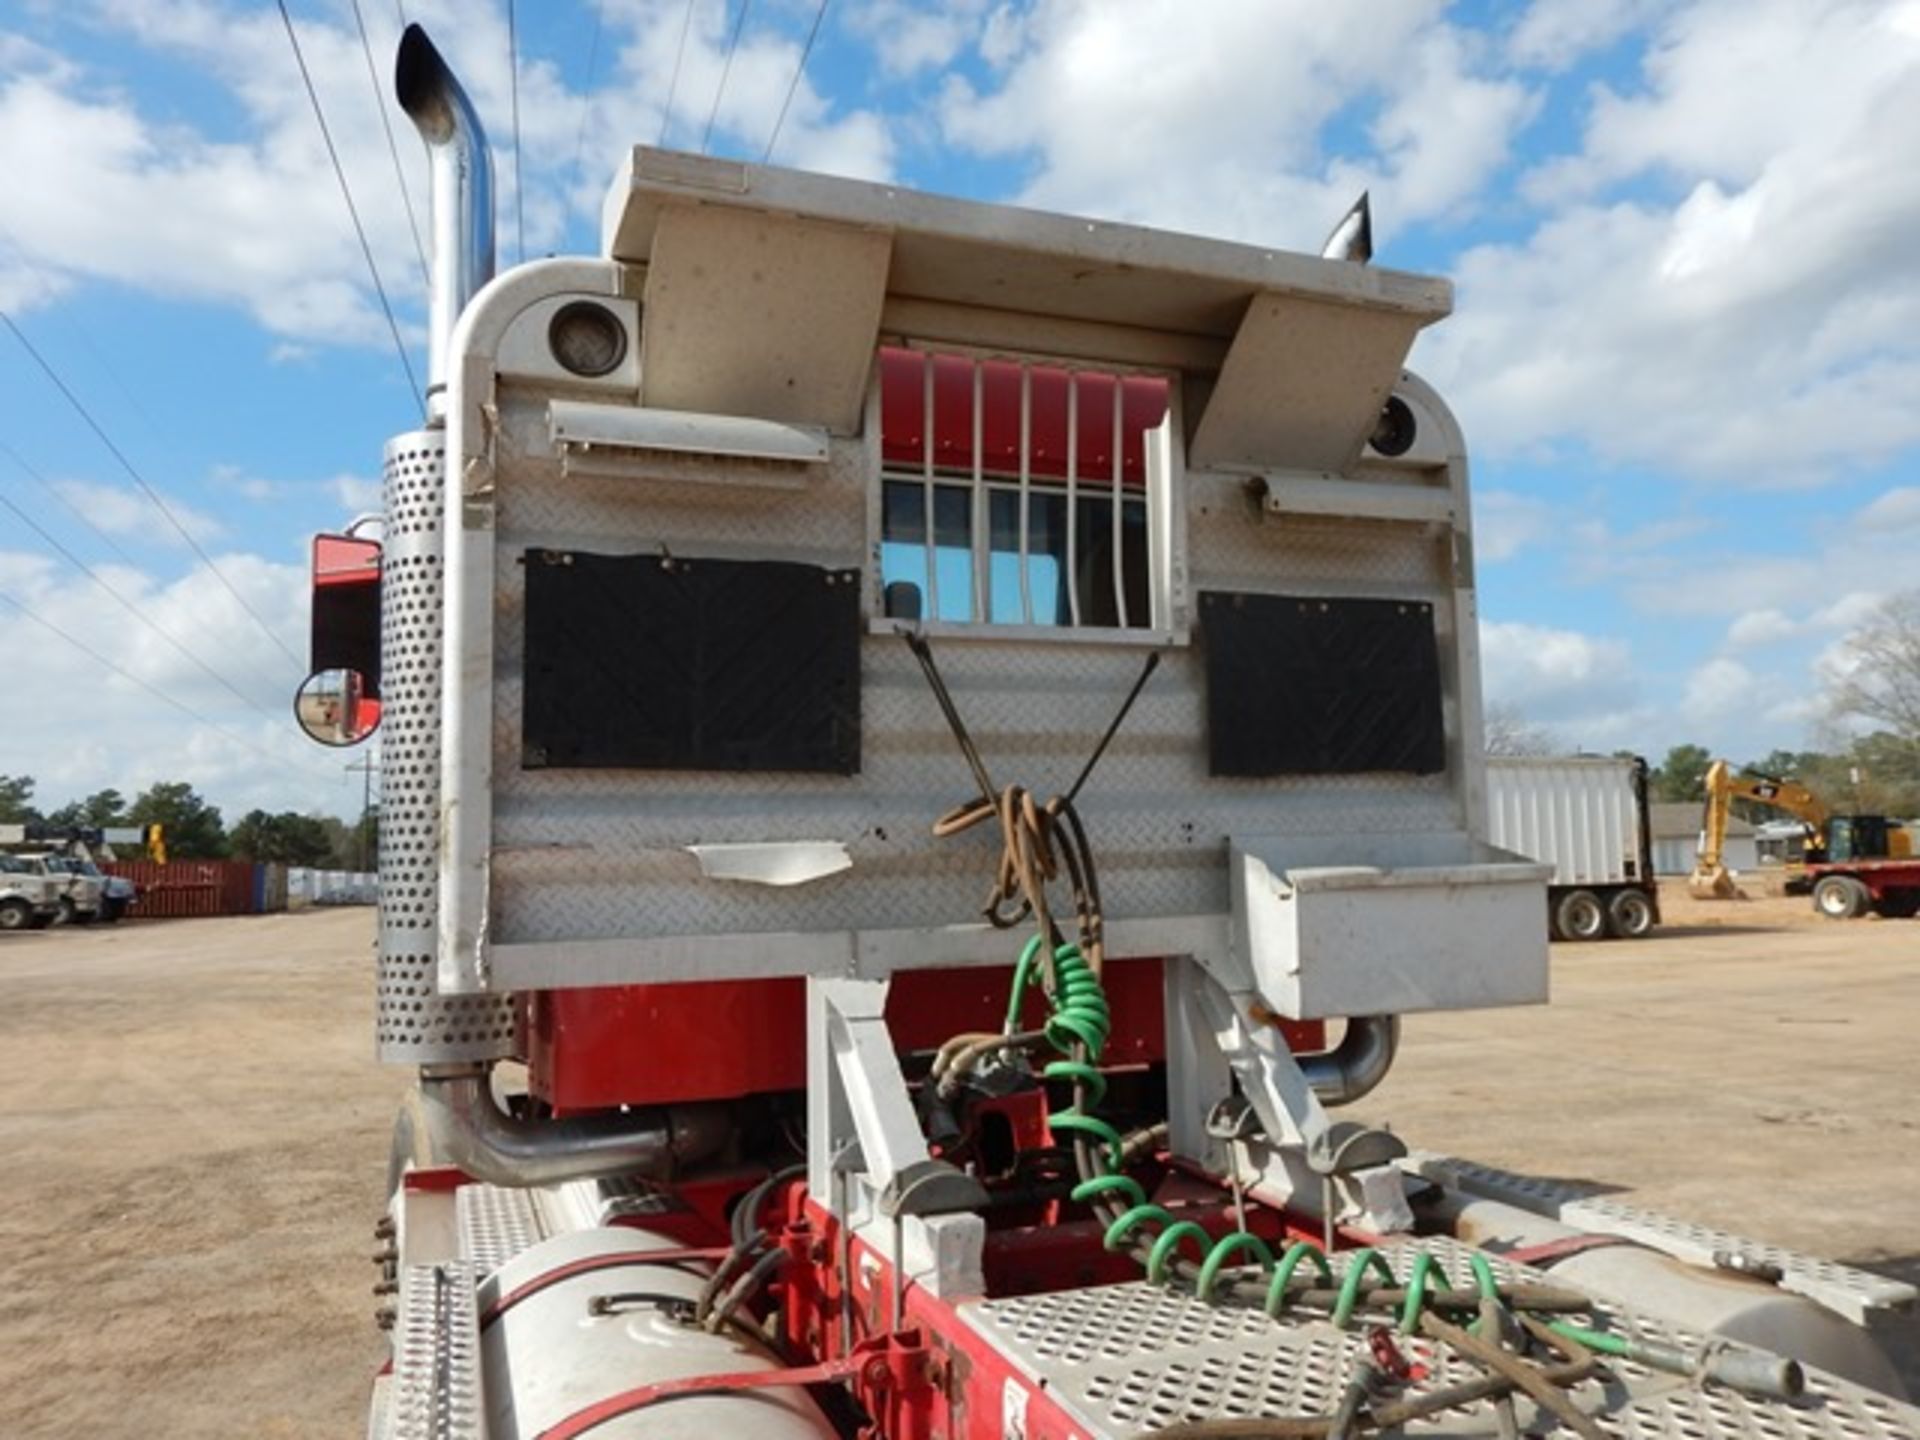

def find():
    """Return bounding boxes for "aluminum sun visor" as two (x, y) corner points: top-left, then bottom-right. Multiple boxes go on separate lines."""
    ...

(1188, 294), (1439, 474)
(634, 202), (891, 436)
(548, 399), (829, 483)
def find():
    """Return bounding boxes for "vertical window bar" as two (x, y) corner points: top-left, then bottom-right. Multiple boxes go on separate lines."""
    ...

(1018, 364), (1033, 625)
(971, 363), (986, 622)
(922, 352), (938, 623)
(1065, 371), (1081, 628)
(1111, 375), (1128, 627)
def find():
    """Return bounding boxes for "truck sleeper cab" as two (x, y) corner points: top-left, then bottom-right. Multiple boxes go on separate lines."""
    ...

(334, 26), (1920, 1440)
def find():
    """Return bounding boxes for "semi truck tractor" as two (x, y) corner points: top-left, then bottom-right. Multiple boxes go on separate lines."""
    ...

(314, 27), (1917, 1439)
(1484, 755), (1659, 940)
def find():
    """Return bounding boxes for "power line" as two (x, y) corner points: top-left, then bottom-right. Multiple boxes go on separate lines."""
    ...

(763, 0), (831, 164)
(0, 586), (335, 784)
(274, 0), (424, 418)
(350, 0), (429, 291)
(569, 3), (605, 219)
(508, 0), (526, 266)
(0, 306), (307, 673)
(702, 0), (754, 155)
(0, 480), (287, 724)
(0, 435), (143, 572)
(660, 0), (696, 145)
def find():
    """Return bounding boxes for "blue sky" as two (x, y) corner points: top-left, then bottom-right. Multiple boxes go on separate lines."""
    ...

(1, 0), (1917, 820)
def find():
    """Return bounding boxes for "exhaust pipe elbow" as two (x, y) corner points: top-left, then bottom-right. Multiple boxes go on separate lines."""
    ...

(395, 24), (494, 415)
(1299, 1015), (1399, 1107)
(419, 1071), (729, 1188)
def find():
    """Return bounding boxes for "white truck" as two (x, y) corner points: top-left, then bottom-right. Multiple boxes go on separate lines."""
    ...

(0, 854), (63, 931)
(1485, 755), (1659, 940)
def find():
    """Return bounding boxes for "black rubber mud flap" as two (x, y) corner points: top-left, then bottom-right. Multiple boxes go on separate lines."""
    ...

(1201, 591), (1445, 777)
(521, 550), (862, 774)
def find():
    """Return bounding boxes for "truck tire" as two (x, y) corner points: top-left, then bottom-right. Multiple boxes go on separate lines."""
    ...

(1607, 888), (1655, 939)
(1813, 875), (1869, 920)
(55, 896), (76, 926)
(1871, 892), (1919, 919)
(0, 898), (31, 932)
(1554, 889), (1607, 941)
(385, 1086), (442, 1199)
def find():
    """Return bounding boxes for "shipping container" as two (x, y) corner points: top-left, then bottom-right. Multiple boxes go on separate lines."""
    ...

(1484, 755), (1659, 941)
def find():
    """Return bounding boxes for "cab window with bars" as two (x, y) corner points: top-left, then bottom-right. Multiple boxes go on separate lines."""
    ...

(876, 348), (1174, 631)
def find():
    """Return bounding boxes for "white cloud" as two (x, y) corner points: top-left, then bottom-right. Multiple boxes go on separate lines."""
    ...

(1478, 619), (1642, 745)
(0, 542), (354, 817)
(1726, 608), (1798, 648)
(1682, 655), (1756, 721)
(52, 478), (225, 545)
(0, 0), (893, 357)
(939, 1), (1535, 251)
(331, 473), (383, 512)
(1857, 487), (1920, 532)
(1420, 0), (1920, 485)
(1506, 0), (1663, 71)
(1473, 489), (1555, 563)
(848, 0), (985, 77)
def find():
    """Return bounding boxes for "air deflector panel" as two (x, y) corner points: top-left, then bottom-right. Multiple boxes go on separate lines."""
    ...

(521, 551), (861, 774)
(1203, 591), (1444, 777)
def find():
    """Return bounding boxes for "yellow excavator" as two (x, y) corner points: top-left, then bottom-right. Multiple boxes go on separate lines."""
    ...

(1689, 759), (1910, 898)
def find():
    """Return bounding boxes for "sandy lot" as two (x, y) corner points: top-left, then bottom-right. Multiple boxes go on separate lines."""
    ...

(0, 884), (1914, 1437)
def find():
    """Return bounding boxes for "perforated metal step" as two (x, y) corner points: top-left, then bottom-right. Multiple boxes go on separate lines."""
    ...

(388, 1262), (487, 1440)
(1411, 1152), (1917, 1325)
(961, 1236), (1920, 1439)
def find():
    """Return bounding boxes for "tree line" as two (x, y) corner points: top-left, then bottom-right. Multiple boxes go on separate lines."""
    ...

(0, 776), (374, 868)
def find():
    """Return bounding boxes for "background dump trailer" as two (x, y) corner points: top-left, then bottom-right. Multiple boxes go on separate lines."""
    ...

(1485, 755), (1658, 940)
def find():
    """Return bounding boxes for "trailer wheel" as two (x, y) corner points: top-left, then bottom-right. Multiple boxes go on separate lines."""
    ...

(1607, 888), (1655, 939)
(1813, 875), (1869, 920)
(1554, 889), (1607, 941)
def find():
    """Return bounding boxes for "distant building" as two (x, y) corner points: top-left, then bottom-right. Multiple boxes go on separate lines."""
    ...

(1649, 802), (1757, 876)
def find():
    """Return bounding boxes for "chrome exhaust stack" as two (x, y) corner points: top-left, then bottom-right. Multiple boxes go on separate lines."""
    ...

(1300, 1014), (1399, 1106)
(395, 24), (494, 420)
(419, 1069), (732, 1188)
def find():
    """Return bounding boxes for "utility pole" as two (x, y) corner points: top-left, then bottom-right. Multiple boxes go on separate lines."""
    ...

(345, 754), (380, 873)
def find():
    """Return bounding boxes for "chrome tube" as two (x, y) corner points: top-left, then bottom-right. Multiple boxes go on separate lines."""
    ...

(395, 24), (494, 418)
(1300, 1015), (1399, 1106)
(419, 1070), (730, 1187)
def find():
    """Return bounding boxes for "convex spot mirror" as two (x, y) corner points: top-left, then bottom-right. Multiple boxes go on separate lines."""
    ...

(296, 668), (381, 747)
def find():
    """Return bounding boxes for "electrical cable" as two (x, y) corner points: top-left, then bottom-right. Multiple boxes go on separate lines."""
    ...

(274, 0), (425, 419)
(701, 0), (753, 155)
(507, 0), (525, 266)
(0, 307), (308, 672)
(0, 482), (287, 724)
(762, 0), (830, 164)
(0, 586), (334, 782)
(567, 3), (605, 217)
(658, 0), (697, 145)
(0, 435), (142, 572)
(350, 0), (429, 290)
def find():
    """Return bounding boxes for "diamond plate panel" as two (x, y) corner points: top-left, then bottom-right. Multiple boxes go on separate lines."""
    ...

(377, 431), (514, 1062)
(1415, 1153), (1918, 1324)
(962, 1236), (1920, 1440)
(389, 1261), (486, 1440)
(481, 394), (1467, 951)
(455, 1184), (547, 1275)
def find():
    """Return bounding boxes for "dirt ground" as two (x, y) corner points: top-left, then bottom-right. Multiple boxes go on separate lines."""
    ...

(0, 883), (1915, 1437)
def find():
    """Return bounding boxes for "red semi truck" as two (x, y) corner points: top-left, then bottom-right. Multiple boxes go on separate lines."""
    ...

(304, 27), (1916, 1439)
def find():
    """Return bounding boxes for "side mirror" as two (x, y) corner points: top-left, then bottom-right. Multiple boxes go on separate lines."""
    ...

(303, 531), (382, 746)
(312, 531), (382, 684)
(296, 668), (381, 747)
